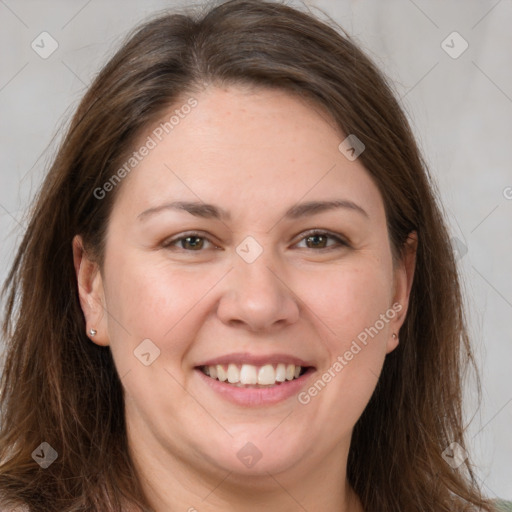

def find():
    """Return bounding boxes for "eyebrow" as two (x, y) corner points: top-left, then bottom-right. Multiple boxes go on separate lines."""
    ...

(137, 199), (369, 221)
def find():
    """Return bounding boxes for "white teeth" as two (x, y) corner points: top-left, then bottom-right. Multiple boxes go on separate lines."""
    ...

(275, 363), (286, 382)
(258, 364), (276, 385)
(240, 364), (258, 385)
(227, 364), (239, 383)
(201, 363), (306, 386)
(217, 365), (228, 382)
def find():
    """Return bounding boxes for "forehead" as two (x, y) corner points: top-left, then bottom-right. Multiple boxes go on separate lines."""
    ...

(111, 86), (384, 224)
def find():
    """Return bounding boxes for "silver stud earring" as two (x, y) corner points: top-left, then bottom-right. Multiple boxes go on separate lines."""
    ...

(89, 329), (97, 337)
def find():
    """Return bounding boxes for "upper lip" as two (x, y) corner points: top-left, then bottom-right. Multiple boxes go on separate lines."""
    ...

(196, 352), (315, 368)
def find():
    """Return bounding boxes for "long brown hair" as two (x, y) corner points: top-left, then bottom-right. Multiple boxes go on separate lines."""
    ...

(0, 1), (495, 510)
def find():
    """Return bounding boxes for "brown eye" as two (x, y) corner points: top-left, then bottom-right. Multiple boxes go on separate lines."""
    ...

(305, 234), (328, 249)
(296, 230), (349, 250)
(163, 232), (217, 252)
(180, 235), (205, 250)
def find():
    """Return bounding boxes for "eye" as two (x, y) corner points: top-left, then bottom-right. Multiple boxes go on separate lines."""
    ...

(162, 232), (218, 251)
(294, 230), (349, 250)
(162, 230), (349, 253)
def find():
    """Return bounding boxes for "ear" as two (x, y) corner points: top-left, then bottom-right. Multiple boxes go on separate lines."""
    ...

(72, 235), (110, 346)
(386, 231), (417, 354)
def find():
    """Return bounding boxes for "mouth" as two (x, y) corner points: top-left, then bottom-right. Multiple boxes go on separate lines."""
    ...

(194, 353), (316, 406)
(197, 363), (311, 388)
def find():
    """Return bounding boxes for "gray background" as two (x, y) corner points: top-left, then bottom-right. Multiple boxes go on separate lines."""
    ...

(0, 0), (510, 500)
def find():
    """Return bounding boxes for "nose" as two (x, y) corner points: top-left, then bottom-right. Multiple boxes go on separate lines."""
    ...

(216, 247), (300, 332)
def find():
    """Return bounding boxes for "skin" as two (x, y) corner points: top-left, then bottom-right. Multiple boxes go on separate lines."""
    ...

(73, 85), (416, 512)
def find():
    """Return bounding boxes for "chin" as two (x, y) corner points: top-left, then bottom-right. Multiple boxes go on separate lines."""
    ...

(197, 432), (303, 477)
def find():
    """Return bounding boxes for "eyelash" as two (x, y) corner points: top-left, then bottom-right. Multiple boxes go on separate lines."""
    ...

(162, 229), (350, 252)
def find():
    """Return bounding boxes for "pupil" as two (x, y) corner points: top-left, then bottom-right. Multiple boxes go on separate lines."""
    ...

(184, 236), (203, 249)
(307, 235), (326, 248)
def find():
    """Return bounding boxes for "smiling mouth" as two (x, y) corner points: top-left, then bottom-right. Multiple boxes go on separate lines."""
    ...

(198, 363), (311, 388)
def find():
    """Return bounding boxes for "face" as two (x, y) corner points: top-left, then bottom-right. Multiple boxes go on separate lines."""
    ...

(75, 85), (414, 482)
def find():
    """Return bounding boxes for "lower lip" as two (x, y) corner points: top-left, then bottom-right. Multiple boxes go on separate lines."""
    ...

(195, 368), (315, 407)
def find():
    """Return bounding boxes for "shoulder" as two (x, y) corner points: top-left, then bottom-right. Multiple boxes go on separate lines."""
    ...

(494, 500), (512, 512)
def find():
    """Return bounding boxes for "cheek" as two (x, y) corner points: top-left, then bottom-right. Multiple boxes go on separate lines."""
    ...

(105, 263), (176, 331)
(297, 258), (394, 343)
(297, 267), (393, 434)
(104, 245), (199, 327)
(313, 262), (394, 411)
(102, 251), (223, 366)
(295, 257), (394, 410)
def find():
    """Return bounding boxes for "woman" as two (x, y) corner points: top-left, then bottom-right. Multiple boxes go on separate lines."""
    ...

(0, 0), (506, 510)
